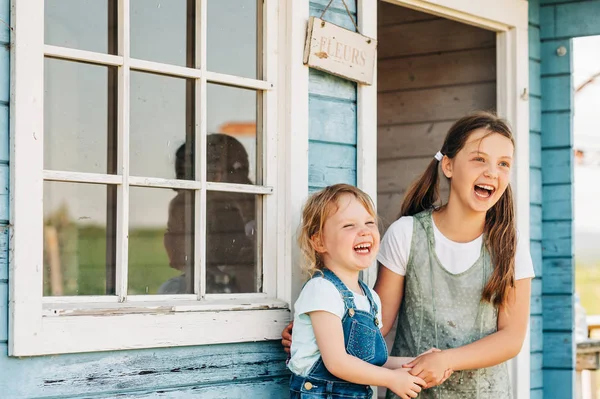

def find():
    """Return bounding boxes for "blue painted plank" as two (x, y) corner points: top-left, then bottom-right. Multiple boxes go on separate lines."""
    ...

(530, 168), (542, 205)
(0, 225), (7, 280)
(531, 204), (542, 241)
(309, 69), (357, 101)
(543, 295), (573, 330)
(310, 3), (357, 32)
(542, 184), (572, 221)
(531, 241), (542, 275)
(530, 388), (544, 399)
(530, 96), (542, 132)
(541, 40), (572, 75)
(530, 353), (543, 389)
(0, 0), (9, 45)
(0, 45), (8, 104)
(0, 341), (289, 398)
(542, 257), (574, 295)
(541, 0), (586, 4)
(555, 0), (600, 38)
(308, 141), (356, 188)
(541, 149), (572, 185)
(0, 164), (7, 222)
(541, 75), (571, 112)
(530, 0), (541, 26)
(0, 282), (6, 342)
(529, 26), (541, 61)
(530, 315), (543, 351)
(543, 370), (574, 399)
(540, 5), (555, 39)
(309, 96), (356, 145)
(0, 104), (8, 162)
(530, 132), (542, 168)
(529, 61), (541, 97)
(541, 111), (572, 148)
(106, 378), (289, 398)
(531, 277), (542, 315)
(542, 221), (572, 258)
(311, 0), (356, 14)
(543, 332), (574, 368)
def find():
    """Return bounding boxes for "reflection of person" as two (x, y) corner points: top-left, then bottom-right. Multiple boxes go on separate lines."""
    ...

(158, 134), (256, 294)
(284, 112), (534, 398)
(287, 184), (427, 399)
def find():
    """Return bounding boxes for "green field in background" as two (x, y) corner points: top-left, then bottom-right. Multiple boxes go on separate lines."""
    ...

(577, 262), (600, 316)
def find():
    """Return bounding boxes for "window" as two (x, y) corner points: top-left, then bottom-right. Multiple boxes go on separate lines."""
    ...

(10, 0), (289, 356)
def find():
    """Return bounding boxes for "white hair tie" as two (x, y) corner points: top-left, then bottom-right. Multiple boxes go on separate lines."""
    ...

(434, 151), (443, 161)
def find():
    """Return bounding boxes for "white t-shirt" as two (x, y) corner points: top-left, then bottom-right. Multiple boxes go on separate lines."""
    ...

(288, 277), (384, 377)
(377, 216), (535, 280)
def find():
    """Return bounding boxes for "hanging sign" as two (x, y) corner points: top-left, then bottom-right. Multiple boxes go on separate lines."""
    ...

(303, 16), (377, 85)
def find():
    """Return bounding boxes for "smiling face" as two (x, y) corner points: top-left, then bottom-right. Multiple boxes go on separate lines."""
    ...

(442, 129), (514, 215)
(312, 193), (380, 274)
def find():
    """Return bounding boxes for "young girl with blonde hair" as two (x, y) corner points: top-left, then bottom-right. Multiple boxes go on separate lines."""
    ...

(288, 184), (430, 399)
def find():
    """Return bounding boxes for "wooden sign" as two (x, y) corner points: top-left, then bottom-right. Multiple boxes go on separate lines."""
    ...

(303, 17), (377, 85)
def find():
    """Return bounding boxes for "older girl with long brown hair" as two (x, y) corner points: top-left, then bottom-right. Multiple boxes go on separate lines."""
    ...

(377, 111), (534, 398)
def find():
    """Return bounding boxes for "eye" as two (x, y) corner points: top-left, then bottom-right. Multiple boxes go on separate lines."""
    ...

(343, 224), (354, 228)
(473, 157), (485, 162)
(366, 221), (376, 225)
(499, 161), (511, 168)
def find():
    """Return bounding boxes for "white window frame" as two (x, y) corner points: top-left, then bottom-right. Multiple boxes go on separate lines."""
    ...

(9, 0), (294, 356)
(357, 0), (530, 398)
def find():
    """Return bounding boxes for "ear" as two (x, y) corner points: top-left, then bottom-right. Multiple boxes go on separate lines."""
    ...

(441, 155), (453, 179)
(310, 233), (327, 254)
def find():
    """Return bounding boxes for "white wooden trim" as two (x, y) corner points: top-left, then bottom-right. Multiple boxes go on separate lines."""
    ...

(281, 0), (309, 307)
(18, 309), (290, 356)
(129, 57), (202, 79)
(9, 0), (45, 357)
(497, 26), (531, 399)
(44, 44), (124, 66)
(197, 0), (208, 299)
(43, 170), (123, 185)
(205, 71), (273, 91)
(356, 0), (379, 289)
(382, 0), (528, 31)
(205, 181), (273, 194)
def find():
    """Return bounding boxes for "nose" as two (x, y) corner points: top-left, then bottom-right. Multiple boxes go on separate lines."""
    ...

(484, 164), (499, 179)
(359, 226), (370, 236)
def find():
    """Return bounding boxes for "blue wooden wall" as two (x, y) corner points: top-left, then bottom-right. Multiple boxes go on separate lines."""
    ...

(308, 0), (357, 191)
(536, 0), (600, 397)
(0, 1), (289, 397)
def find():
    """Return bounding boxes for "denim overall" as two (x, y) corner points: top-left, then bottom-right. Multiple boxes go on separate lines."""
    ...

(386, 210), (511, 399)
(289, 268), (388, 399)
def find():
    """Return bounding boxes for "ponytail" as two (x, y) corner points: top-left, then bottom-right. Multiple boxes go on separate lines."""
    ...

(400, 159), (441, 217)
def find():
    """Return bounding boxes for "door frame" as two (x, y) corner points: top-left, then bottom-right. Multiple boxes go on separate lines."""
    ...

(356, 1), (530, 398)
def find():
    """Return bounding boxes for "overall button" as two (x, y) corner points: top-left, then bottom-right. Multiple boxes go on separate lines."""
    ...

(304, 382), (313, 390)
(348, 308), (355, 317)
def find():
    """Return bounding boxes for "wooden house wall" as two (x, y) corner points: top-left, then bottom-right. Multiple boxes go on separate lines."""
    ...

(375, 1), (497, 229)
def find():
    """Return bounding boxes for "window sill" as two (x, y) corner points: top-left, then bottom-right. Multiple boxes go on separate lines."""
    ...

(12, 299), (290, 357)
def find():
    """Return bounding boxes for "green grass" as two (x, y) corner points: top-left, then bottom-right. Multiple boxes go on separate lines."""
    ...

(576, 262), (600, 316)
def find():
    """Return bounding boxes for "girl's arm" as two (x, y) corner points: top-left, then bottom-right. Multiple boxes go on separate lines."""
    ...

(383, 356), (414, 369)
(373, 264), (405, 337)
(310, 311), (425, 398)
(405, 278), (531, 384)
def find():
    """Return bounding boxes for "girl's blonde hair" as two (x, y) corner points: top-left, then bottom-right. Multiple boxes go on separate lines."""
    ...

(401, 111), (516, 307)
(298, 184), (377, 277)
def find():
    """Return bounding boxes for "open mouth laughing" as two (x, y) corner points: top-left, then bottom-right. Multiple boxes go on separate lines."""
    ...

(474, 184), (496, 199)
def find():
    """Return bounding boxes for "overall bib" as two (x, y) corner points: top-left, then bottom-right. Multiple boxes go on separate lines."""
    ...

(386, 210), (511, 399)
(290, 268), (388, 398)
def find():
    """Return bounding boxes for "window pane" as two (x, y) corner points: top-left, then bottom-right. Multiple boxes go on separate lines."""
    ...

(129, 187), (194, 295)
(44, 58), (118, 174)
(206, 192), (260, 294)
(130, 71), (194, 180)
(130, 0), (194, 67)
(207, 84), (259, 184)
(45, 0), (117, 54)
(207, 0), (261, 79)
(43, 182), (116, 296)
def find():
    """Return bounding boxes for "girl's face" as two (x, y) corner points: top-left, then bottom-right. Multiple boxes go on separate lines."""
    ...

(313, 194), (380, 273)
(443, 129), (514, 215)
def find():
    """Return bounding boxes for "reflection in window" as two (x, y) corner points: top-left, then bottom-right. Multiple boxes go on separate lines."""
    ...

(43, 182), (114, 296)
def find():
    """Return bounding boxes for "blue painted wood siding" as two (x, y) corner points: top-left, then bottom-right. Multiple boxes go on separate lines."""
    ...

(536, 0), (600, 397)
(308, 0), (357, 192)
(0, 1), (288, 397)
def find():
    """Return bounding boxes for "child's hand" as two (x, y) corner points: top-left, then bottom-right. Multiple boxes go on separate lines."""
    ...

(403, 351), (451, 388)
(387, 368), (426, 399)
(281, 321), (294, 354)
(418, 347), (441, 356)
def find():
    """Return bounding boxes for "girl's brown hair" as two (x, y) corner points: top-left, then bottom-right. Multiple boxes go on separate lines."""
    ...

(298, 184), (377, 277)
(401, 111), (516, 307)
